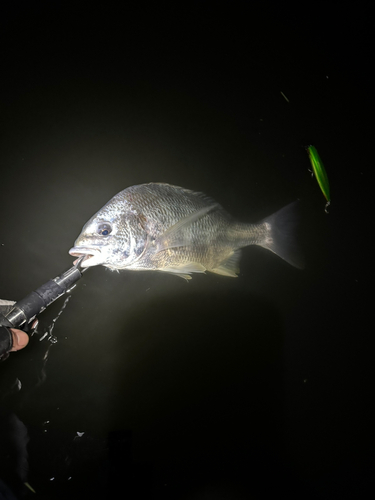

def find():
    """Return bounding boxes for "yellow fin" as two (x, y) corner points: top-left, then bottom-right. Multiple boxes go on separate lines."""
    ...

(210, 250), (241, 277)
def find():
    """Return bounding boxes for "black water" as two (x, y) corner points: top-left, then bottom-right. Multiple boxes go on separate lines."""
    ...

(0, 4), (372, 499)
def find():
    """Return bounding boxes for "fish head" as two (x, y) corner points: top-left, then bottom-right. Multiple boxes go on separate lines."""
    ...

(69, 203), (147, 270)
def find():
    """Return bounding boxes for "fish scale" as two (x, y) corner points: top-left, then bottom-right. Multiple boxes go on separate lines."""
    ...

(69, 183), (303, 279)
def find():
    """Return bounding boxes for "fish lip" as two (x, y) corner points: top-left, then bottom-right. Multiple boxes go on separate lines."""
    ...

(69, 246), (101, 256)
(69, 246), (103, 268)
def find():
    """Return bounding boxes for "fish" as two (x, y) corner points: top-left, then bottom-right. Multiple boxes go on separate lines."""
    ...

(307, 145), (331, 213)
(69, 183), (303, 280)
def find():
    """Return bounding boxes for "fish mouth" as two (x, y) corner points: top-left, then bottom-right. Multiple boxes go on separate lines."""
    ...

(69, 246), (103, 268)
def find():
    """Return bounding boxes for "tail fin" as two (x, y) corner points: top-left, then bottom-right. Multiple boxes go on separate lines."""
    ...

(259, 202), (304, 269)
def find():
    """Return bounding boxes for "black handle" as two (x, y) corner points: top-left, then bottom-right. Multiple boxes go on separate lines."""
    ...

(4, 259), (87, 328)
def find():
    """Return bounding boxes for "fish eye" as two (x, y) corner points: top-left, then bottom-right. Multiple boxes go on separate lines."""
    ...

(97, 223), (112, 236)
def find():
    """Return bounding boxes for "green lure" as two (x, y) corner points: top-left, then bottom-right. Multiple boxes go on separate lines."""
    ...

(307, 145), (330, 213)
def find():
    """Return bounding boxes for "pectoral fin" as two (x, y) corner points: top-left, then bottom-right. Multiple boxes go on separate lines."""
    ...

(155, 204), (219, 252)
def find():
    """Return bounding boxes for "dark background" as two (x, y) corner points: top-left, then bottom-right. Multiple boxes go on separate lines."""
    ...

(0, 2), (373, 499)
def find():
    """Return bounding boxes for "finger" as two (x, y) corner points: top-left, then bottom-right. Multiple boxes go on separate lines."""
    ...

(10, 329), (29, 351)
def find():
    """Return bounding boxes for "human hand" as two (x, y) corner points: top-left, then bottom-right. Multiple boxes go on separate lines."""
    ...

(0, 299), (31, 360)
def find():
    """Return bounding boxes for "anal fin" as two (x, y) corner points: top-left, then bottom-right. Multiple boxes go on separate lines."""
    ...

(209, 250), (241, 277)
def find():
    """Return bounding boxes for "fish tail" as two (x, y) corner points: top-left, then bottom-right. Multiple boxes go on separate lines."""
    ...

(258, 201), (304, 269)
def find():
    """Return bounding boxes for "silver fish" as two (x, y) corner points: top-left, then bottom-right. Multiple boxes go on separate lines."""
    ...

(69, 183), (303, 279)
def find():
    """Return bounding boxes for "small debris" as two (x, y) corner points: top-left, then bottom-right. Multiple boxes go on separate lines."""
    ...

(280, 91), (289, 103)
(24, 482), (36, 493)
